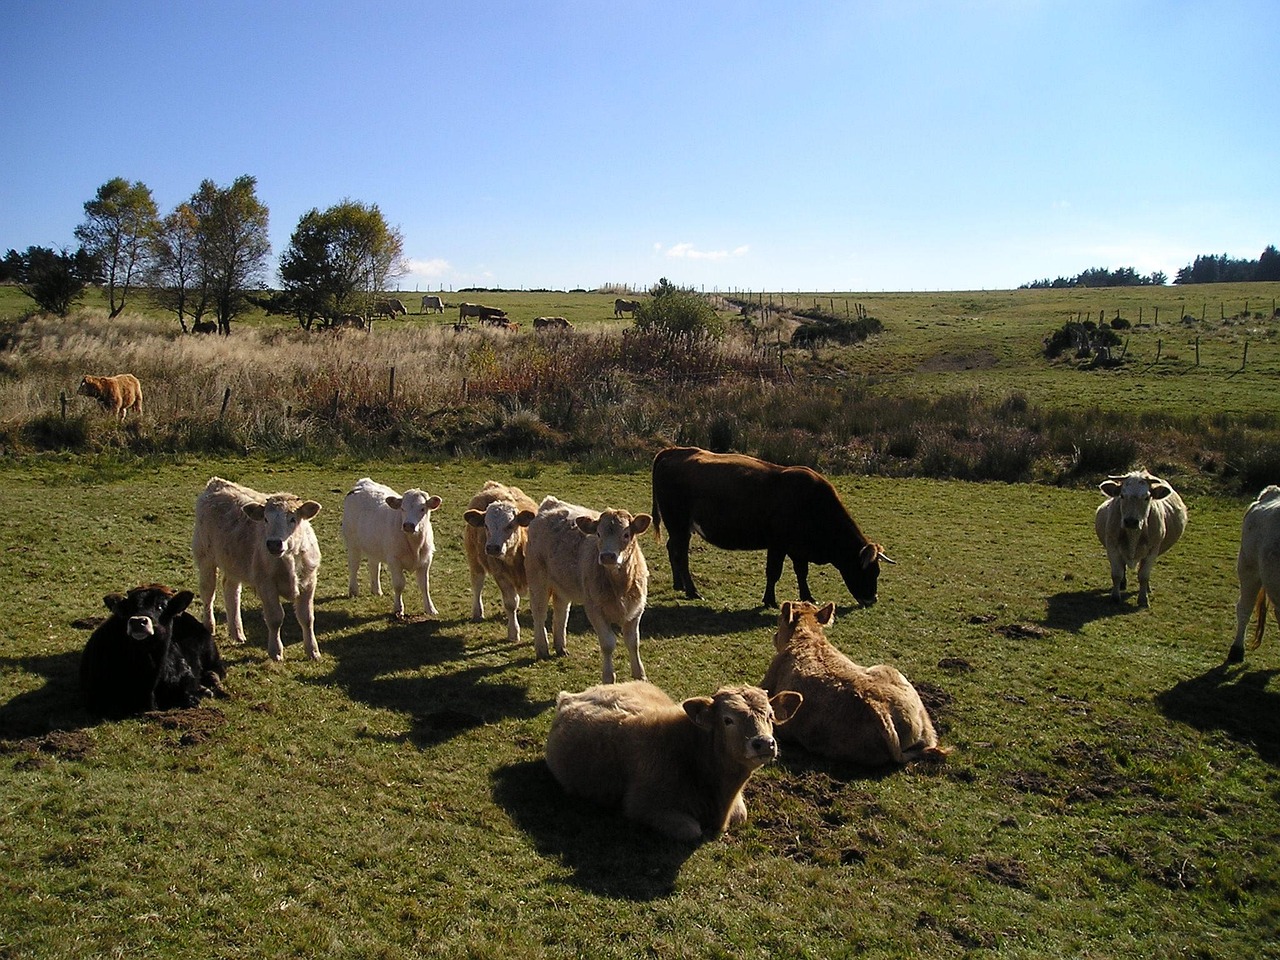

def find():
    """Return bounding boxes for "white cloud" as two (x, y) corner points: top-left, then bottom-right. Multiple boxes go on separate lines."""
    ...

(405, 257), (452, 278)
(658, 242), (750, 262)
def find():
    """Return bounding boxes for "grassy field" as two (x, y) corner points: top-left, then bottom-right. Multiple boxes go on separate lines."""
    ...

(0, 453), (1277, 958)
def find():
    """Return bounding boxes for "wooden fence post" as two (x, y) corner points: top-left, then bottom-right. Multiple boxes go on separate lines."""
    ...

(219, 387), (232, 419)
(1240, 341), (1249, 372)
(388, 366), (396, 403)
(60, 391), (67, 420)
(1194, 337), (1200, 367)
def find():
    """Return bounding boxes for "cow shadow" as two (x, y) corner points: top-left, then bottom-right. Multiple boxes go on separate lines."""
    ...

(1156, 662), (1280, 765)
(1042, 588), (1143, 633)
(491, 759), (693, 900)
(642, 601), (778, 640)
(0, 650), (89, 740)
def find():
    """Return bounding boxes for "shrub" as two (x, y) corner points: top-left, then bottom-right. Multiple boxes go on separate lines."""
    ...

(633, 279), (724, 340)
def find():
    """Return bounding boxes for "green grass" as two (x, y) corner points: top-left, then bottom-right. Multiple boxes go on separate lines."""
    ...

(1, 455), (1277, 958)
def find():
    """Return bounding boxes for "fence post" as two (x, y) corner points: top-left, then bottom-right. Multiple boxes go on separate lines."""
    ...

(1194, 337), (1200, 367)
(1241, 341), (1249, 372)
(60, 391), (67, 420)
(1155, 339), (1162, 362)
(219, 387), (232, 419)
(388, 366), (396, 403)
(1154, 305), (1159, 326)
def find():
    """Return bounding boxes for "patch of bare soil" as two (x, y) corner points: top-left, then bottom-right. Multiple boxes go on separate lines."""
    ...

(917, 349), (1000, 372)
(145, 705), (228, 746)
(1, 729), (95, 768)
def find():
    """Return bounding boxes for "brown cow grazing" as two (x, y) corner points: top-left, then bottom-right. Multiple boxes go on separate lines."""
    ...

(614, 298), (640, 318)
(192, 320), (218, 334)
(374, 298), (408, 318)
(459, 302), (507, 324)
(545, 680), (802, 842)
(762, 601), (948, 766)
(463, 481), (539, 645)
(77, 374), (143, 420)
(525, 496), (651, 683)
(651, 446), (892, 608)
(533, 316), (574, 330)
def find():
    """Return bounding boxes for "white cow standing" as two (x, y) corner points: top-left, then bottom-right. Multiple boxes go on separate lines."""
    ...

(463, 481), (539, 645)
(421, 295), (445, 314)
(192, 477), (323, 661)
(1229, 484), (1280, 663)
(1094, 470), (1188, 607)
(341, 477), (442, 617)
(524, 496), (651, 684)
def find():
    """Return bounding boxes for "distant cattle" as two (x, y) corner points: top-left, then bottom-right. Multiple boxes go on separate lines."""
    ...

(342, 477), (442, 617)
(651, 446), (892, 608)
(192, 320), (218, 335)
(614, 298), (640, 318)
(533, 316), (574, 330)
(334, 313), (367, 330)
(192, 477), (323, 661)
(545, 680), (802, 842)
(1229, 484), (1280, 663)
(761, 601), (948, 766)
(80, 583), (228, 720)
(1094, 470), (1187, 607)
(77, 374), (143, 421)
(525, 496), (652, 684)
(421, 295), (446, 314)
(463, 481), (539, 645)
(459, 302), (507, 325)
(374, 298), (408, 318)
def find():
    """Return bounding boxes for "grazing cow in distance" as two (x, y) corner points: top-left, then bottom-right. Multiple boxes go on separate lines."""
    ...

(192, 319), (218, 335)
(192, 477), (323, 661)
(761, 601), (948, 766)
(342, 477), (442, 617)
(533, 316), (574, 330)
(374, 298), (408, 318)
(80, 583), (228, 720)
(1094, 469), (1187, 606)
(421, 295), (446, 314)
(333, 313), (367, 330)
(614, 298), (640, 318)
(545, 680), (802, 842)
(525, 496), (651, 683)
(651, 446), (893, 608)
(1229, 484), (1280, 663)
(459, 302), (507, 324)
(463, 481), (539, 645)
(77, 374), (143, 420)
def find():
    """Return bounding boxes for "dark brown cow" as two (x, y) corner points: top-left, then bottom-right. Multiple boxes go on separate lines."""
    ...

(650, 446), (892, 608)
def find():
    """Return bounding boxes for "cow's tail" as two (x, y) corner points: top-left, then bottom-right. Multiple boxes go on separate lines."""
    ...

(904, 744), (953, 763)
(650, 488), (663, 543)
(1250, 588), (1268, 650)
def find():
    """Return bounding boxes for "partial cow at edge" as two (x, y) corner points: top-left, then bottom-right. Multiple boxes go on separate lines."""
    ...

(761, 600), (949, 766)
(1229, 484), (1280, 663)
(342, 477), (442, 618)
(77, 373), (143, 420)
(463, 481), (539, 645)
(192, 476), (323, 661)
(545, 679), (802, 842)
(651, 446), (892, 609)
(1094, 469), (1187, 607)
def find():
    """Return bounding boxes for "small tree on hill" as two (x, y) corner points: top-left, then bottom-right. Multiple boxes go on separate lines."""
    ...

(189, 175), (271, 335)
(633, 277), (724, 340)
(74, 177), (159, 318)
(148, 203), (209, 332)
(15, 245), (97, 317)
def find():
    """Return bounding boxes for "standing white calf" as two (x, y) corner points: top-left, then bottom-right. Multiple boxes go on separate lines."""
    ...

(192, 477), (323, 661)
(1094, 469), (1188, 606)
(1229, 485), (1280, 663)
(341, 477), (442, 617)
(463, 481), (538, 645)
(525, 496), (651, 684)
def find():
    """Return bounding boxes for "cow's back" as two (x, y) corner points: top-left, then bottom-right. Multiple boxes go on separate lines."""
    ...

(1240, 486), (1280, 570)
(526, 496), (597, 596)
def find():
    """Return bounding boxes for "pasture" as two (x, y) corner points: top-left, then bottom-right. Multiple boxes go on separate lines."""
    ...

(1, 455), (1277, 958)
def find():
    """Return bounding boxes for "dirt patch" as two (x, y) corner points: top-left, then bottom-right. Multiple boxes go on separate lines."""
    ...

(145, 705), (228, 746)
(2, 729), (95, 767)
(997, 622), (1051, 640)
(917, 349), (1000, 373)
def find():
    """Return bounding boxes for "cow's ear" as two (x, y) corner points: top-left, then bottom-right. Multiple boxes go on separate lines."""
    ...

(385, 496), (403, 510)
(576, 516), (600, 535)
(103, 593), (124, 612)
(426, 495), (443, 511)
(1099, 480), (1123, 498)
(817, 602), (837, 625)
(164, 590), (195, 619)
(630, 514), (652, 536)
(779, 600), (794, 624)
(860, 543), (883, 569)
(770, 691), (803, 724)
(1149, 482), (1173, 500)
(242, 503), (266, 522)
(299, 500), (322, 520)
(515, 510), (536, 527)
(464, 509), (486, 528)
(682, 696), (717, 729)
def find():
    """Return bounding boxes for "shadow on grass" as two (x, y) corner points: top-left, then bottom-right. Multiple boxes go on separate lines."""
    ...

(1156, 662), (1280, 765)
(0, 650), (88, 740)
(1042, 588), (1143, 632)
(491, 758), (694, 900)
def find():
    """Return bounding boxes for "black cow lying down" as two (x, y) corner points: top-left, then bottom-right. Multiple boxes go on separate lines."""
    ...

(80, 584), (228, 720)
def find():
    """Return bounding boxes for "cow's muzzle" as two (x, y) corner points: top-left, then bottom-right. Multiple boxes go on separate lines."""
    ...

(485, 543), (506, 557)
(127, 616), (156, 640)
(402, 522), (419, 534)
(1123, 517), (1140, 530)
(266, 540), (285, 556)
(597, 553), (620, 567)
(747, 735), (779, 760)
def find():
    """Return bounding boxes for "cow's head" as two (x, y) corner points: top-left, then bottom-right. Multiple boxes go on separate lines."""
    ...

(105, 584), (194, 645)
(775, 600), (837, 651)
(387, 489), (442, 535)
(576, 509), (652, 567)
(838, 542), (894, 607)
(243, 495), (322, 556)
(683, 685), (803, 769)
(465, 501), (536, 558)
(1100, 471), (1174, 530)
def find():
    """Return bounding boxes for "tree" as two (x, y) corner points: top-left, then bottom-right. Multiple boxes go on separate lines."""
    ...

(15, 245), (96, 316)
(74, 177), (158, 318)
(278, 200), (407, 328)
(148, 203), (209, 332)
(189, 176), (271, 335)
(1256, 245), (1280, 282)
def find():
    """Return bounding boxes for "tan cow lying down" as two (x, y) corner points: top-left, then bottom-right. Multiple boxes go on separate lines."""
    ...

(77, 374), (143, 420)
(525, 496), (651, 683)
(545, 680), (802, 842)
(464, 481), (539, 645)
(1094, 469), (1187, 606)
(1229, 484), (1280, 663)
(761, 601), (948, 766)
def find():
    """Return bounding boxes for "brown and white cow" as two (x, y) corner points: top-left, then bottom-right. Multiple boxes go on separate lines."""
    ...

(1229, 484), (1280, 663)
(651, 446), (892, 608)
(342, 477), (442, 618)
(614, 298), (640, 318)
(421, 295), (445, 314)
(533, 316), (574, 330)
(525, 496), (651, 683)
(458, 302), (507, 325)
(761, 601), (948, 766)
(77, 374), (143, 420)
(192, 477), (323, 661)
(1094, 469), (1187, 606)
(463, 481), (539, 645)
(545, 680), (802, 842)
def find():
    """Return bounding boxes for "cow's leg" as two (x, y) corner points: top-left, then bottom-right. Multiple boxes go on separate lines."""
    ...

(347, 550), (361, 598)
(763, 548), (786, 608)
(389, 565), (407, 618)
(621, 615), (645, 681)
(469, 566), (487, 622)
(1106, 548), (1127, 602)
(500, 581), (521, 645)
(665, 525), (700, 599)
(1230, 568), (1264, 662)
(260, 588), (286, 661)
(1136, 556), (1157, 607)
(550, 593), (571, 658)
(586, 607), (619, 685)
(369, 560), (383, 596)
(529, 576), (552, 659)
(197, 562), (219, 635)
(295, 580), (320, 660)
(225, 578), (246, 645)
(416, 559), (438, 616)
(793, 557), (814, 603)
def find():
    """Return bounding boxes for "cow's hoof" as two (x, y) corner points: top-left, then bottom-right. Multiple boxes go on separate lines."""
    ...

(1226, 646), (1244, 664)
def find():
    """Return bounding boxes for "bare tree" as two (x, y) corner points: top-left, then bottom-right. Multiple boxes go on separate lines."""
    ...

(74, 178), (158, 318)
(148, 203), (208, 332)
(189, 176), (271, 335)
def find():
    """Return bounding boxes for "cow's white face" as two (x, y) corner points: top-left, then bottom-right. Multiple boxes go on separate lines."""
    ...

(1101, 473), (1172, 531)
(481, 501), (525, 557)
(388, 489), (441, 535)
(246, 497), (322, 556)
(581, 510), (652, 567)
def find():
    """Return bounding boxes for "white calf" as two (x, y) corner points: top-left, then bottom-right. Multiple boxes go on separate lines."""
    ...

(1094, 470), (1187, 606)
(341, 477), (442, 617)
(463, 481), (538, 645)
(1229, 485), (1280, 663)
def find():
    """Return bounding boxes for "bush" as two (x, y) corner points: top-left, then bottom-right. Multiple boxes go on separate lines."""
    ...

(633, 279), (724, 340)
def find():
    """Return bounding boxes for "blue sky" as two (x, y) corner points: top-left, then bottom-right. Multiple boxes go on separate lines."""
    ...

(2, 1), (1276, 292)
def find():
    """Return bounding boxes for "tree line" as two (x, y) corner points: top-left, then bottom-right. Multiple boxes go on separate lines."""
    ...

(1021, 245), (1280, 289)
(1, 176), (406, 333)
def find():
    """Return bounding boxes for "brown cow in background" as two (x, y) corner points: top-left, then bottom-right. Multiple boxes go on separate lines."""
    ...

(77, 374), (143, 420)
